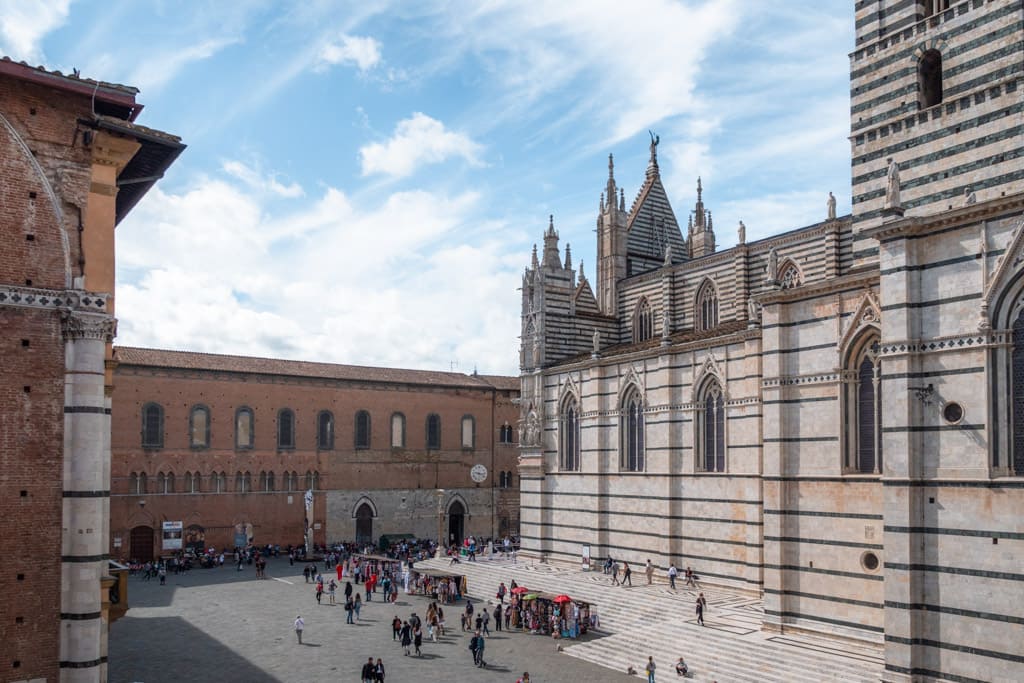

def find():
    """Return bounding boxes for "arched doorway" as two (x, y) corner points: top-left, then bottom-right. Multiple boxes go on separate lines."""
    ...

(448, 500), (465, 545)
(130, 525), (154, 562)
(355, 503), (374, 545)
(185, 525), (206, 554)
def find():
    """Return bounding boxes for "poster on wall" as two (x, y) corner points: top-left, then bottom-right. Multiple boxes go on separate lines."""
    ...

(162, 521), (183, 550)
(581, 544), (591, 571)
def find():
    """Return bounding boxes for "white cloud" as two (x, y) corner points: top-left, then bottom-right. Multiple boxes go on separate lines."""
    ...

(116, 174), (525, 375)
(126, 36), (239, 92)
(359, 112), (483, 179)
(0, 0), (71, 63)
(222, 160), (304, 199)
(317, 34), (381, 72)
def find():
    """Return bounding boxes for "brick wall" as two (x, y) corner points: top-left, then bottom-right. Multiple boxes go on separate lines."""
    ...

(110, 361), (520, 558)
(0, 74), (93, 683)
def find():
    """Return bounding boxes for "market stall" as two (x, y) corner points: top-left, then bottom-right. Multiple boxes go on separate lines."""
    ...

(514, 591), (591, 638)
(351, 553), (402, 580)
(407, 567), (465, 603)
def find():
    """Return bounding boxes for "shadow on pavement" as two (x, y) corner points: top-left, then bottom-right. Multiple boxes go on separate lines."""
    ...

(109, 616), (280, 683)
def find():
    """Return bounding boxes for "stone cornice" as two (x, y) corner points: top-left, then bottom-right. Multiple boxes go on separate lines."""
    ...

(861, 192), (1024, 242)
(763, 372), (841, 389)
(0, 284), (109, 313)
(879, 331), (1010, 357)
(758, 271), (878, 306)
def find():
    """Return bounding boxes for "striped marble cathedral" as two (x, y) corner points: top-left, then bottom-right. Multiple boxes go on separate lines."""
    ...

(516, 2), (1024, 681)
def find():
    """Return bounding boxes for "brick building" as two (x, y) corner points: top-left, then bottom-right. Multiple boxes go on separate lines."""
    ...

(109, 347), (520, 561)
(0, 60), (182, 682)
(518, 3), (1024, 682)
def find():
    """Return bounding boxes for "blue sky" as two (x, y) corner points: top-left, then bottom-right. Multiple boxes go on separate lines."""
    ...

(2, 1), (854, 376)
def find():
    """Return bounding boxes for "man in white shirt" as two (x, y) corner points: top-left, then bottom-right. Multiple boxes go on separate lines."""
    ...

(294, 615), (305, 644)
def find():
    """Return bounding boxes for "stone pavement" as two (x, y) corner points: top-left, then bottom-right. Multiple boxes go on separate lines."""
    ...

(414, 555), (886, 683)
(108, 556), (635, 683)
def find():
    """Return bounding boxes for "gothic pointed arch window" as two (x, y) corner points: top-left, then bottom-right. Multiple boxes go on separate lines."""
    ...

(317, 411), (334, 450)
(633, 297), (654, 342)
(141, 402), (164, 449)
(844, 331), (882, 474)
(278, 408), (296, 450)
(560, 394), (581, 471)
(188, 471), (201, 493)
(919, 49), (943, 109)
(696, 378), (726, 472)
(157, 471), (175, 494)
(620, 387), (645, 472)
(778, 261), (802, 290)
(696, 280), (719, 331)
(1011, 307), (1024, 474)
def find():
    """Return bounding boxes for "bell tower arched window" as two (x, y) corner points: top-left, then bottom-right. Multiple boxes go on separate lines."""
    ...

(620, 388), (645, 472)
(1011, 308), (1024, 474)
(696, 379), (726, 472)
(919, 49), (943, 109)
(633, 297), (653, 342)
(844, 332), (882, 474)
(560, 395), (580, 471)
(696, 281), (718, 331)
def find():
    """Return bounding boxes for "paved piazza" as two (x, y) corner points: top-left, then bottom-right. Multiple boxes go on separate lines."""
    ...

(108, 556), (634, 683)
(110, 554), (887, 682)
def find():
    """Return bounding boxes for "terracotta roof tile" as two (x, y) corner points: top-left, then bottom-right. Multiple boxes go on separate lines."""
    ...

(114, 346), (517, 391)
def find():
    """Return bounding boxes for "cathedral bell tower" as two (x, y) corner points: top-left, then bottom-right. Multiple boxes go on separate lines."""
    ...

(596, 154), (628, 316)
(688, 177), (716, 258)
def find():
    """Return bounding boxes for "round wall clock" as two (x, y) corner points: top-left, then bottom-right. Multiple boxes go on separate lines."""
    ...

(470, 463), (488, 483)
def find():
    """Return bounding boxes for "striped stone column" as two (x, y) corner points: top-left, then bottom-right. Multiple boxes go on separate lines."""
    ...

(60, 310), (116, 682)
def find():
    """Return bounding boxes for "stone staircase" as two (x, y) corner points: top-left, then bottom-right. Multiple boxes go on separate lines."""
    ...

(416, 557), (884, 682)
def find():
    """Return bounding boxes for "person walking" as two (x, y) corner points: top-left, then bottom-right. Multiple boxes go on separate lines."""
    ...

(646, 655), (657, 683)
(345, 595), (355, 624)
(328, 579), (337, 605)
(360, 656), (375, 683)
(668, 563), (678, 590)
(610, 560), (620, 585)
(315, 579), (323, 605)
(685, 566), (696, 587)
(493, 603), (502, 632)
(413, 623), (423, 656)
(481, 607), (491, 636)
(516, 673), (531, 683)
(645, 559), (655, 585)
(400, 620), (412, 656)
(354, 593), (362, 621)
(374, 657), (385, 682)
(696, 593), (707, 626)
(294, 615), (304, 644)
(623, 561), (633, 587)
(392, 615), (402, 640)
(303, 565), (310, 583)
(497, 582), (507, 604)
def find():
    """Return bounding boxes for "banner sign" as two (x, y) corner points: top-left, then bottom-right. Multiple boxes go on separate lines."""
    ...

(162, 521), (183, 550)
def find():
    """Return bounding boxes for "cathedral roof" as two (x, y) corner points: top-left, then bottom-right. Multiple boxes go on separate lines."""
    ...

(114, 346), (517, 391)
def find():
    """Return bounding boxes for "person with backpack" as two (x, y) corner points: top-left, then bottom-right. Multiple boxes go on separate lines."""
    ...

(516, 673), (531, 683)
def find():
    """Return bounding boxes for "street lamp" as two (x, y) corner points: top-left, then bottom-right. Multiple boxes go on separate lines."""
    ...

(435, 489), (446, 558)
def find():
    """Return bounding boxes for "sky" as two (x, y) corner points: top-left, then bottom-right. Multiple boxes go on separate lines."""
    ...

(1, 0), (855, 377)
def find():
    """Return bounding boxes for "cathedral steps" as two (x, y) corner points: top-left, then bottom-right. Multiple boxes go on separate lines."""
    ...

(417, 557), (883, 682)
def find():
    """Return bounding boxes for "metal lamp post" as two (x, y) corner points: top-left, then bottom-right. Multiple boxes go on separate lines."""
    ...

(435, 489), (445, 557)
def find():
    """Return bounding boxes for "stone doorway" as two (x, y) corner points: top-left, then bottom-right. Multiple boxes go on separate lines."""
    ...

(448, 500), (465, 545)
(355, 503), (374, 546)
(130, 525), (154, 562)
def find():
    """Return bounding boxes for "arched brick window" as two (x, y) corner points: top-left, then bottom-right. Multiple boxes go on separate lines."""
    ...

(190, 404), (210, 449)
(426, 414), (441, 450)
(141, 402), (164, 449)
(278, 408), (296, 450)
(355, 410), (371, 449)
(317, 411), (334, 450)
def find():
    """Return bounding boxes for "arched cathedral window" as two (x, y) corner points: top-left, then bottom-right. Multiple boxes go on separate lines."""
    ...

(919, 49), (943, 109)
(1011, 308), (1024, 474)
(141, 402), (164, 449)
(696, 281), (718, 331)
(560, 395), (581, 471)
(696, 379), (726, 472)
(620, 388), (645, 472)
(778, 262), (802, 290)
(844, 333), (882, 474)
(633, 297), (653, 343)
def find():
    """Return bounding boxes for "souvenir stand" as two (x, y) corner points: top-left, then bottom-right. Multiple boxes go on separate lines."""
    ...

(407, 567), (466, 603)
(517, 592), (591, 638)
(351, 553), (402, 581)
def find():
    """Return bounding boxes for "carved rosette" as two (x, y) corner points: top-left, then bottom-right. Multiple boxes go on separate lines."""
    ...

(62, 311), (117, 342)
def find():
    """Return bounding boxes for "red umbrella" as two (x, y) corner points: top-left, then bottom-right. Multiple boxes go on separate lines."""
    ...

(511, 586), (530, 595)
(552, 594), (572, 604)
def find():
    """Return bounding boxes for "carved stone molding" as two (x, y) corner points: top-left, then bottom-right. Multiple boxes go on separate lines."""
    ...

(763, 372), (841, 388)
(878, 331), (1009, 357)
(0, 285), (109, 313)
(62, 311), (117, 342)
